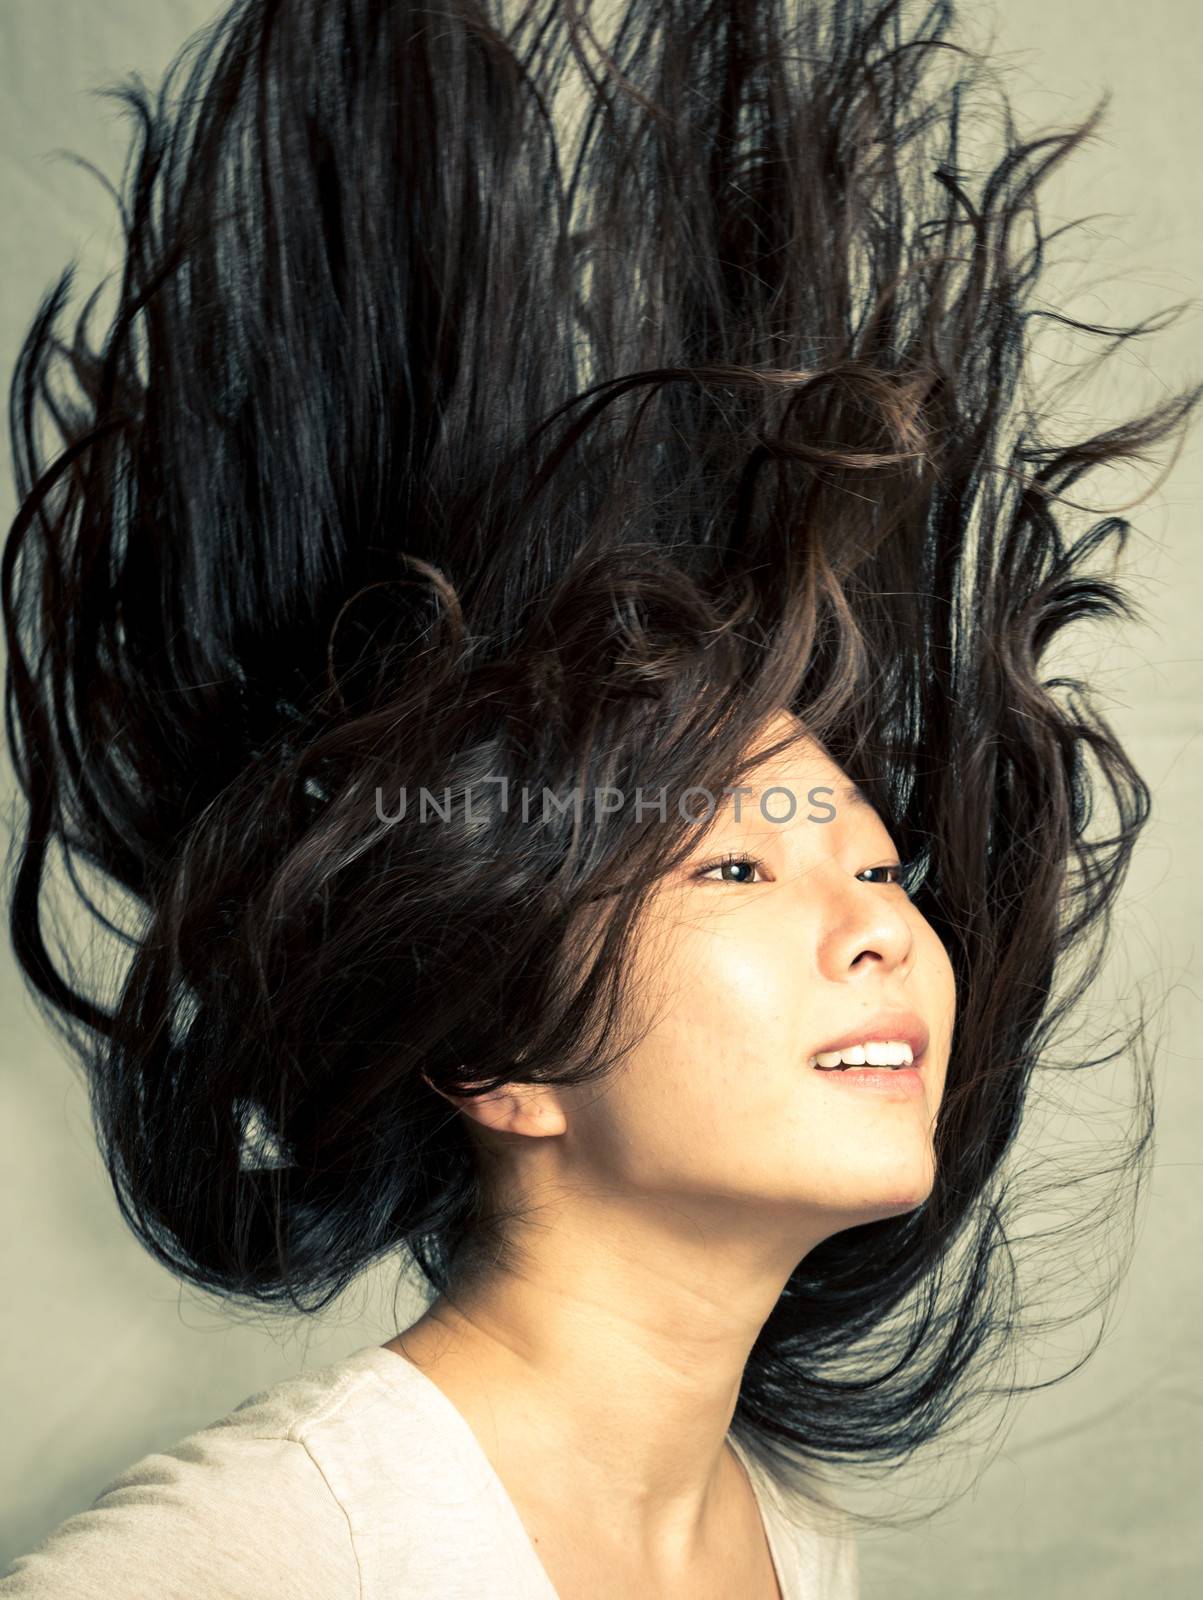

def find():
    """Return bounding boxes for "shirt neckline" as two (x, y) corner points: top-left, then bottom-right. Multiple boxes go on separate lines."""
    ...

(346, 1340), (787, 1598)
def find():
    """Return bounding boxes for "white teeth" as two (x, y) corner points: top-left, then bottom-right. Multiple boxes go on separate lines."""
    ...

(810, 1039), (914, 1070)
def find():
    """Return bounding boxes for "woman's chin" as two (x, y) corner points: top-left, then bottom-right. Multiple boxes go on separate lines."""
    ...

(813, 1163), (937, 1226)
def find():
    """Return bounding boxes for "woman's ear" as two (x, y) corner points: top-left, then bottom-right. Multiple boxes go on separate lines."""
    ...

(420, 1068), (567, 1137)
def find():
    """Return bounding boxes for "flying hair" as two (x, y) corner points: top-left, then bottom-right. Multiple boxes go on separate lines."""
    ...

(3, 0), (1198, 1527)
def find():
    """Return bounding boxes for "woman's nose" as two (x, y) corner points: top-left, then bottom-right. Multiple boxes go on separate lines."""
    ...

(816, 883), (915, 980)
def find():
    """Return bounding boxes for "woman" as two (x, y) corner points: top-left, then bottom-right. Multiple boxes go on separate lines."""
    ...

(1, 0), (1195, 1595)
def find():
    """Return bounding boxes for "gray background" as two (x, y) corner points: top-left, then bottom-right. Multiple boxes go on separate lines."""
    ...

(1, 2), (1199, 1593)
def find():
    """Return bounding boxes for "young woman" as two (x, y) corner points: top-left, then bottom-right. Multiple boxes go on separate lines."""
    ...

(1, 1), (1195, 1595)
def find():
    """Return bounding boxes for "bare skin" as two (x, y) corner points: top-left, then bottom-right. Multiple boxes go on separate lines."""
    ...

(386, 710), (955, 1595)
(385, 1314), (783, 1599)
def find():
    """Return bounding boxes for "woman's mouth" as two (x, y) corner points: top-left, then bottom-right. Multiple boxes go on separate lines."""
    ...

(808, 1040), (916, 1070)
(806, 1026), (929, 1097)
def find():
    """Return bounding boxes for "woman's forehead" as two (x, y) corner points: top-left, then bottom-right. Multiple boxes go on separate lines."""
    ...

(736, 716), (843, 785)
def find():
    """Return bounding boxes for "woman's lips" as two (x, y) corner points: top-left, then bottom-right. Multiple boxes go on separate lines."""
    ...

(807, 1008), (930, 1066)
(810, 1060), (926, 1097)
(804, 1011), (931, 1096)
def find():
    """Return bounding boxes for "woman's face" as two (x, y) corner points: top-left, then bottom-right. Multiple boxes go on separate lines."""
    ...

(549, 712), (957, 1242)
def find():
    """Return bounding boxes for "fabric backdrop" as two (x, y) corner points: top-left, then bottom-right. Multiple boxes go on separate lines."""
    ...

(1, 2), (1199, 1593)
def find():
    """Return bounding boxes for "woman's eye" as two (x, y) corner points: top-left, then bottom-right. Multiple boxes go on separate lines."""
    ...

(858, 862), (911, 888)
(693, 852), (766, 884)
(691, 856), (917, 889)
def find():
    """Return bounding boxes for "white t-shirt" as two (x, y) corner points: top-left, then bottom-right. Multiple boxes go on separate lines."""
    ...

(0, 1341), (859, 1597)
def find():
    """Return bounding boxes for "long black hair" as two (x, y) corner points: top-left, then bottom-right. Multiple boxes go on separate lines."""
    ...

(3, 0), (1197, 1527)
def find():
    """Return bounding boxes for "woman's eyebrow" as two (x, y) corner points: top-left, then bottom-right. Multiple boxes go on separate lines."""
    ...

(840, 783), (876, 813)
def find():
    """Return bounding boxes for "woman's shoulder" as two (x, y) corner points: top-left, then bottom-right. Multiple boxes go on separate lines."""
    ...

(0, 1341), (453, 1598)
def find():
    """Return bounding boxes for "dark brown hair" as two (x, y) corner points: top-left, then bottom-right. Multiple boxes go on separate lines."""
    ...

(3, 0), (1197, 1519)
